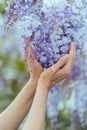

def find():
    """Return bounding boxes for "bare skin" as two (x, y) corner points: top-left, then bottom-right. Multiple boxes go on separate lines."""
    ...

(0, 38), (76, 130)
(22, 42), (76, 130)
(0, 39), (43, 130)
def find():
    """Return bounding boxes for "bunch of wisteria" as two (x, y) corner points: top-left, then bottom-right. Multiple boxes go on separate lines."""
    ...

(5, 0), (87, 68)
(5, 0), (87, 129)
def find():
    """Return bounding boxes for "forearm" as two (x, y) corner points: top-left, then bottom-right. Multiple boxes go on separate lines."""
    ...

(0, 80), (37, 130)
(22, 81), (48, 130)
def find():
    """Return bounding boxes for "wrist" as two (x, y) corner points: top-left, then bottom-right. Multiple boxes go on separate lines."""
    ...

(29, 78), (39, 85)
(38, 78), (49, 92)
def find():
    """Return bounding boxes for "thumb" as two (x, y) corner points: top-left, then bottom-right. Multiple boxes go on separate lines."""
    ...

(54, 54), (69, 70)
(48, 54), (69, 73)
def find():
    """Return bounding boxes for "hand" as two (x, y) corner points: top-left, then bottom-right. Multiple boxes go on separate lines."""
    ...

(39, 42), (76, 90)
(25, 38), (43, 83)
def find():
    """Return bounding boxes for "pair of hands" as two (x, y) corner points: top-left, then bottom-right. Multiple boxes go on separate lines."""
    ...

(25, 38), (76, 90)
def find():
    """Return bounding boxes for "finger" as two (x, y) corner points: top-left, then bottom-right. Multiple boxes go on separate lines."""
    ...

(69, 42), (77, 57)
(52, 70), (68, 85)
(55, 74), (66, 83)
(25, 37), (36, 62)
(27, 46), (36, 70)
(25, 37), (31, 46)
(24, 37), (31, 63)
(66, 42), (76, 69)
(25, 37), (35, 58)
(48, 54), (69, 73)
(63, 42), (76, 74)
(55, 65), (71, 81)
(25, 37), (35, 60)
(24, 38), (35, 71)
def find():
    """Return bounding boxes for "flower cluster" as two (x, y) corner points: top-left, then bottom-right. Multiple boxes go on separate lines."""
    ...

(5, 0), (87, 68)
(20, 0), (87, 68)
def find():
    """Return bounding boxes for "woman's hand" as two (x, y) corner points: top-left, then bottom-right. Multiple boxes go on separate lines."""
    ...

(39, 42), (76, 90)
(22, 42), (76, 130)
(25, 38), (43, 83)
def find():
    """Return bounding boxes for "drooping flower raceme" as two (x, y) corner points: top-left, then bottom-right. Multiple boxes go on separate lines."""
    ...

(5, 0), (87, 68)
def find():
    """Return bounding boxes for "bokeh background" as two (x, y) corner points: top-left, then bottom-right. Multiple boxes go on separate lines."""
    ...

(0, 0), (87, 130)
